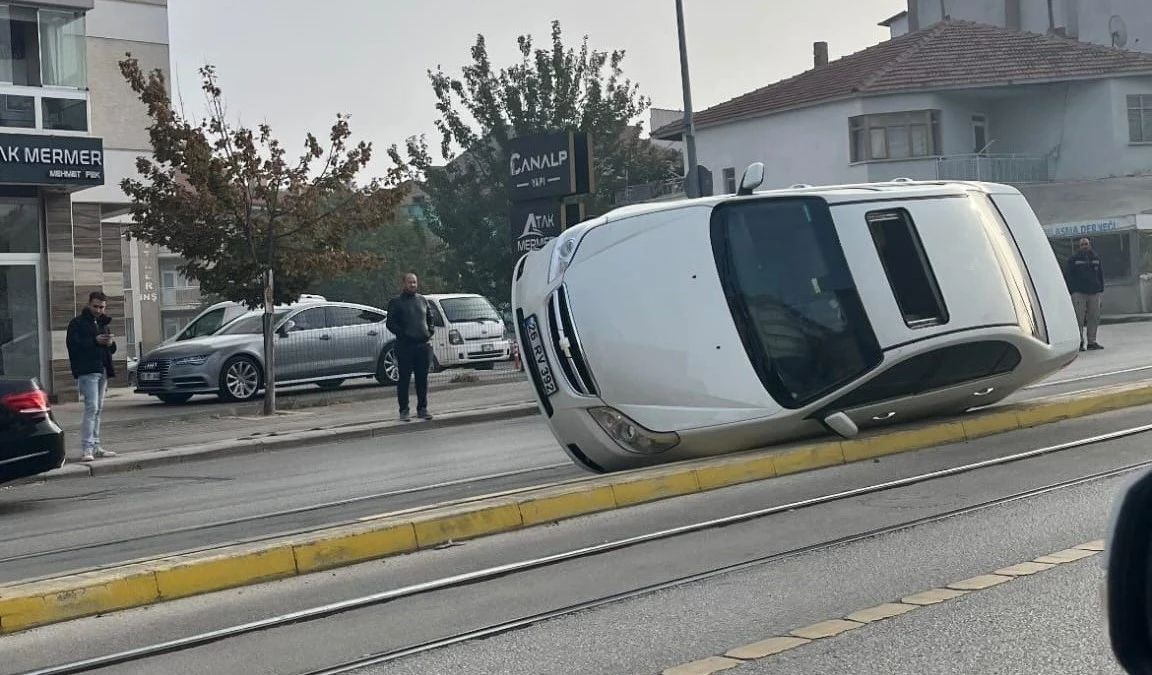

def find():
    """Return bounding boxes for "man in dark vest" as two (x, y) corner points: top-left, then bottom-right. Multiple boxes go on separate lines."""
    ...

(1064, 237), (1105, 351)
(385, 272), (436, 421)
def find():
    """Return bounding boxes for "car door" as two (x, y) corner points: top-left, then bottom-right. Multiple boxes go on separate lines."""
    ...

(324, 306), (386, 375)
(275, 307), (331, 381)
(818, 340), (1023, 433)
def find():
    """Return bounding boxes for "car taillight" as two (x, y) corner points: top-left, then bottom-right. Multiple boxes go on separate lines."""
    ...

(1, 389), (50, 415)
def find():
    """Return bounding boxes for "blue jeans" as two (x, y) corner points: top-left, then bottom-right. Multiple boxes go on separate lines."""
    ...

(77, 373), (107, 451)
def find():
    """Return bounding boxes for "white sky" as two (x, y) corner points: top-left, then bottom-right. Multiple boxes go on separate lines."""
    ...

(167, 0), (903, 178)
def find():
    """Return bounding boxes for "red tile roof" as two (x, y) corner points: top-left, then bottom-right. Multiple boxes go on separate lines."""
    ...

(653, 20), (1152, 140)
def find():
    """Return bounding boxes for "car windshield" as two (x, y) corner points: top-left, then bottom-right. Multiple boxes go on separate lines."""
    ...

(711, 197), (883, 409)
(216, 309), (292, 335)
(440, 296), (501, 323)
(178, 308), (228, 341)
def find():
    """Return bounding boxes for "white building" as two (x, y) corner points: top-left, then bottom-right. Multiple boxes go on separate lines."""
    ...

(0, 0), (172, 400)
(651, 19), (1152, 315)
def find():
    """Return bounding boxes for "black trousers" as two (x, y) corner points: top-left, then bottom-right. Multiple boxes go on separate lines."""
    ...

(395, 340), (431, 412)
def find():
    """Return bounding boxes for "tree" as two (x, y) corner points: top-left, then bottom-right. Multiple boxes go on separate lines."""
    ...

(309, 209), (448, 305)
(389, 20), (682, 303)
(118, 56), (406, 415)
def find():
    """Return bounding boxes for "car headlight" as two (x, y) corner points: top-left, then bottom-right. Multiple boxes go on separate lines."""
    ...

(173, 354), (211, 366)
(548, 228), (589, 283)
(588, 407), (681, 455)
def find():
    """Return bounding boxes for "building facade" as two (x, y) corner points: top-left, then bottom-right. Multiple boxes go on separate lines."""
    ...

(0, 0), (169, 401)
(648, 19), (1152, 316)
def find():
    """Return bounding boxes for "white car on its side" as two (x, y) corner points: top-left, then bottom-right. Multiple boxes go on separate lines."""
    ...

(511, 165), (1080, 474)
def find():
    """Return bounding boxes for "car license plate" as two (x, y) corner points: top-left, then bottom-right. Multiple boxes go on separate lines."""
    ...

(140, 372), (160, 382)
(522, 314), (557, 396)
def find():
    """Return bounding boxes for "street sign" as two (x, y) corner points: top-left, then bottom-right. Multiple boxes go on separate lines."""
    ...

(508, 131), (593, 202)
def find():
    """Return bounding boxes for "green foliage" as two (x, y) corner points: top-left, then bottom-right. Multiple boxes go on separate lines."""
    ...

(117, 56), (407, 310)
(390, 20), (682, 303)
(309, 208), (447, 307)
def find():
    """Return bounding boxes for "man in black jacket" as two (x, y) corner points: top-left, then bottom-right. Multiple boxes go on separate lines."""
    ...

(1065, 237), (1105, 351)
(66, 291), (119, 461)
(385, 273), (435, 421)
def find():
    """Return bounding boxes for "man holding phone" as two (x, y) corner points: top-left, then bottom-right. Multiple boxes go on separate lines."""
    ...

(66, 291), (119, 462)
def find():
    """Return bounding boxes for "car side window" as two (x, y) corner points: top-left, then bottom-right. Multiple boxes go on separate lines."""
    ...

(827, 341), (1022, 410)
(428, 303), (445, 327)
(289, 307), (326, 332)
(326, 307), (382, 327)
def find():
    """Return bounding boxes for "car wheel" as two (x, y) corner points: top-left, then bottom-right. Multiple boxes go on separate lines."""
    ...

(317, 379), (345, 390)
(156, 393), (193, 405)
(218, 355), (263, 402)
(375, 345), (399, 386)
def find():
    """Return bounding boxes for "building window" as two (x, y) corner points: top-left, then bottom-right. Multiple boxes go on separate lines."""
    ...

(38, 9), (85, 88)
(41, 96), (85, 131)
(0, 93), (32, 128)
(849, 110), (942, 162)
(0, 5), (86, 89)
(722, 167), (736, 194)
(1128, 95), (1152, 143)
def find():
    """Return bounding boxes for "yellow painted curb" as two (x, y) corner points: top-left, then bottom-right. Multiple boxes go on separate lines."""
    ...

(3, 379), (1151, 634)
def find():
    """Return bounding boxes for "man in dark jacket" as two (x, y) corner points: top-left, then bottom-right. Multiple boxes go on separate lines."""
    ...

(1065, 237), (1105, 351)
(385, 273), (436, 421)
(66, 291), (118, 461)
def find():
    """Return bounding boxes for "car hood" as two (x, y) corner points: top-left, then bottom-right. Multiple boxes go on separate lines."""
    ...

(559, 213), (781, 431)
(143, 334), (261, 360)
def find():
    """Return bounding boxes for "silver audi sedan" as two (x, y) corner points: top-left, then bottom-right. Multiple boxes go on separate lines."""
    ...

(134, 300), (399, 404)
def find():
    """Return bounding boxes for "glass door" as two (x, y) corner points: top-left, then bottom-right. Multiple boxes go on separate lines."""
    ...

(0, 260), (44, 383)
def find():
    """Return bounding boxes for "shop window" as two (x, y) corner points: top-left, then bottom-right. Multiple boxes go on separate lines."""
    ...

(0, 201), (38, 253)
(1050, 233), (1131, 282)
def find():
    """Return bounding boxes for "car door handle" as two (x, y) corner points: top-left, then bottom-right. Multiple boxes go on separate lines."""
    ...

(367, 330), (379, 336)
(973, 387), (995, 396)
(872, 411), (896, 421)
(319, 334), (332, 340)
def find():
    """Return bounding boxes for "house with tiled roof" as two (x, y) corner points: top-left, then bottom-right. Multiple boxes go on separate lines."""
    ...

(646, 18), (1152, 314)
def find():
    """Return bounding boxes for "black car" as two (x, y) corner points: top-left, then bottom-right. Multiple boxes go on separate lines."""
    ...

(0, 377), (65, 485)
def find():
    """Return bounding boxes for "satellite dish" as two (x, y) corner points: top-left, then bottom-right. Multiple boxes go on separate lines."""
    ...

(1111, 15), (1129, 48)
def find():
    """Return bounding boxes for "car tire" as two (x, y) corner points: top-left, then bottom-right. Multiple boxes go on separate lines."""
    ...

(218, 355), (263, 402)
(375, 344), (399, 386)
(317, 379), (345, 390)
(156, 393), (193, 405)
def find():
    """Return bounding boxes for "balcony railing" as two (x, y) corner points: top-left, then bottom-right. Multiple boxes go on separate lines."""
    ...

(935, 154), (1052, 184)
(614, 176), (686, 206)
(161, 286), (202, 308)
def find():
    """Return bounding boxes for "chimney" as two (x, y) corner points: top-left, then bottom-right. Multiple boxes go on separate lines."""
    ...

(814, 41), (829, 67)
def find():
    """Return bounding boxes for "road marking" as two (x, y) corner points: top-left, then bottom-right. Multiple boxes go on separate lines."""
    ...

(657, 540), (1103, 674)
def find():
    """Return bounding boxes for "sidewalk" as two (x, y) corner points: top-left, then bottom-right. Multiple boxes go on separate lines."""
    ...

(51, 378), (536, 459)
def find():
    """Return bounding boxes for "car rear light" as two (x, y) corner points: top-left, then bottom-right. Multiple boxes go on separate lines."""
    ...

(1, 389), (50, 415)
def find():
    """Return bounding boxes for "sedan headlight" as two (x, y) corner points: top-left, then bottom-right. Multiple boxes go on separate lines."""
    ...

(173, 354), (211, 366)
(588, 407), (681, 455)
(548, 227), (589, 283)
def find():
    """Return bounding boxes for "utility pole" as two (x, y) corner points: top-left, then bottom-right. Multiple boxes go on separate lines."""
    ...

(675, 0), (699, 198)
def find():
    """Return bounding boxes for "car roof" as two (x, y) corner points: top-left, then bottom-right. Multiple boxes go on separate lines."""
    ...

(424, 293), (490, 301)
(599, 179), (1021, 223)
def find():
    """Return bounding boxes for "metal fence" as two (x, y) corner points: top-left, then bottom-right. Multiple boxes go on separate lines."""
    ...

(935, 154), (1053, 184)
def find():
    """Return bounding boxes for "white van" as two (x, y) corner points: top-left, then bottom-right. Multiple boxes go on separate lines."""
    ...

(511, 167), (1080, 473)
(423, 293), (513, 371)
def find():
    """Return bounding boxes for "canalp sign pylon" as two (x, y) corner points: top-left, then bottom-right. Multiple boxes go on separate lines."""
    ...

(508, 131), (593, 255)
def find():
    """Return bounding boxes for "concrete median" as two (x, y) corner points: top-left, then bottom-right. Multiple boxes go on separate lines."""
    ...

(4, 378), (1152, 634)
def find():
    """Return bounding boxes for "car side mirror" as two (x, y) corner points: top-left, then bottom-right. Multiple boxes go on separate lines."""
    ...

(277, 320), (295, 337)
(1105, 466), (1152, 673)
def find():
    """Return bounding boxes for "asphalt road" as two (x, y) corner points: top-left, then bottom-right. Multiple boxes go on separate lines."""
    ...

(3, 402), (1148, 675)
(0, 415), (577, 584)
